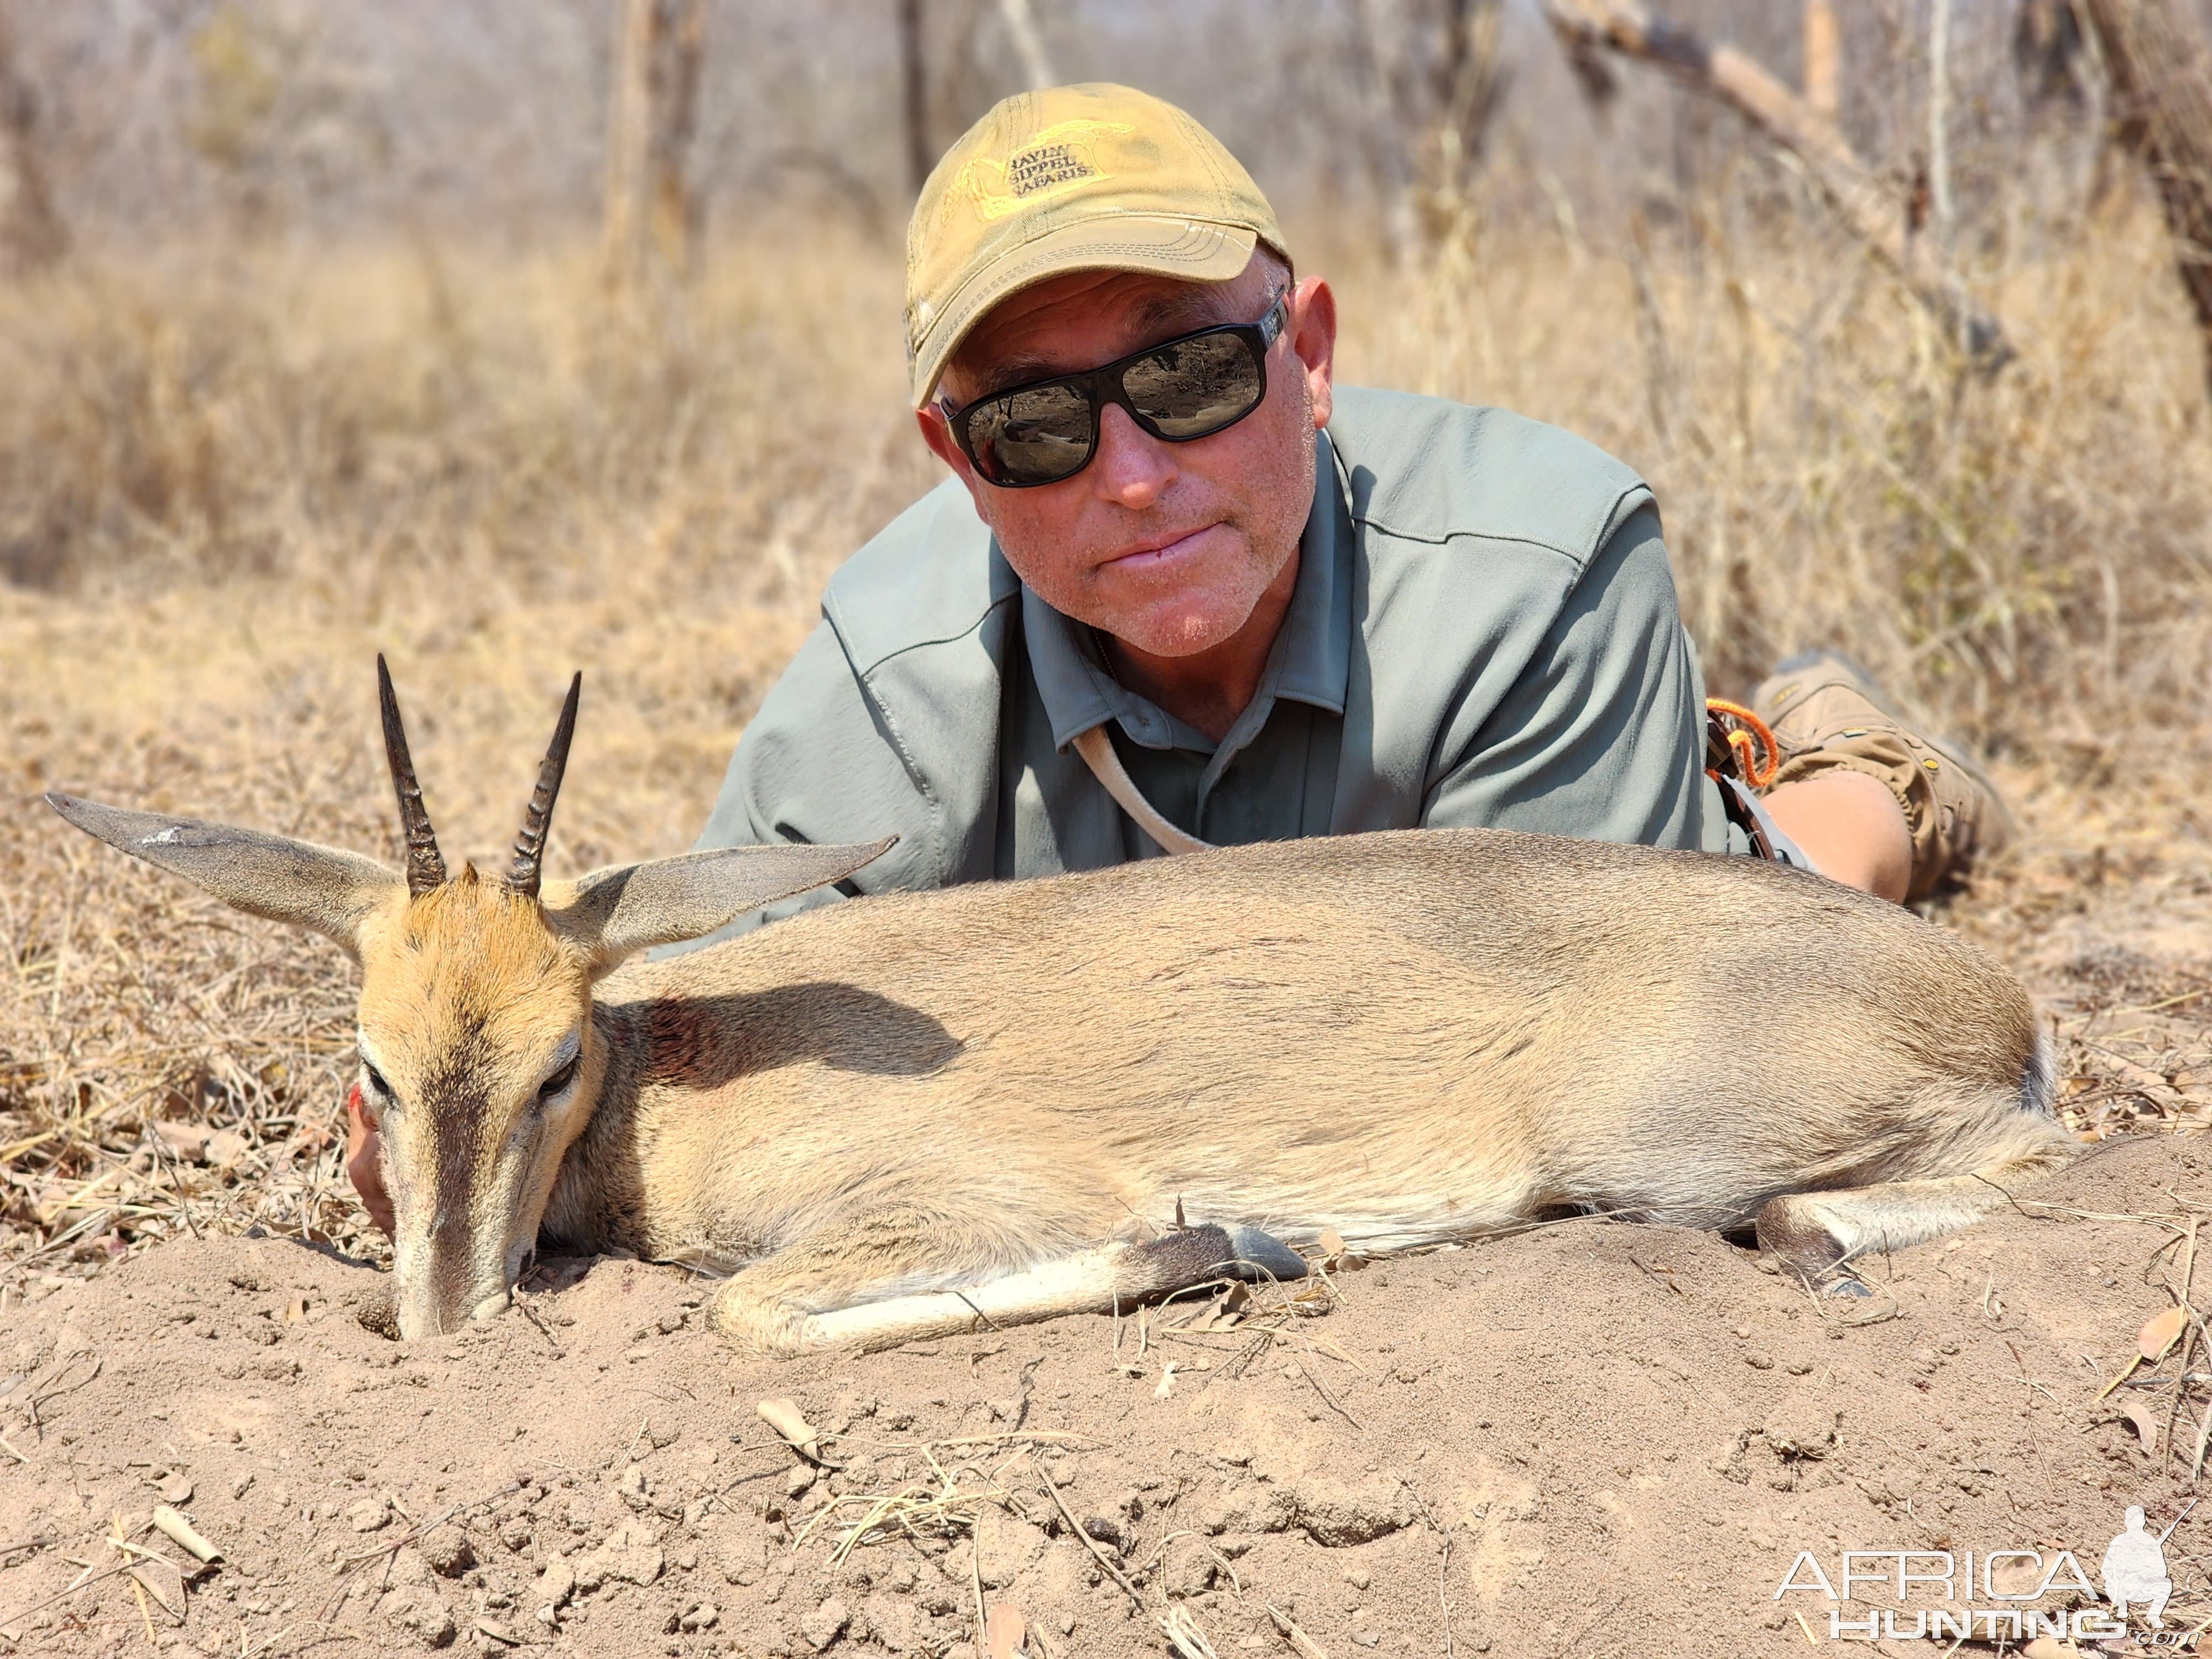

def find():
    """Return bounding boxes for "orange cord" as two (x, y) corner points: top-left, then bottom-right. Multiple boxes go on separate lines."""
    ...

(1705, 697), (1781, 790)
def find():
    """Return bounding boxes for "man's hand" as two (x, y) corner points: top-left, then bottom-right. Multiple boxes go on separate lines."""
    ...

(344, 1082), (395, 1238)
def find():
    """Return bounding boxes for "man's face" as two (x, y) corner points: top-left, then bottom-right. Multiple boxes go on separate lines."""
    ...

(919, 255), (1337, 660)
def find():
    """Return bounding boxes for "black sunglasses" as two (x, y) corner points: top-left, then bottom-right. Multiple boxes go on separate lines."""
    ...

(942, 292), (1290, 488)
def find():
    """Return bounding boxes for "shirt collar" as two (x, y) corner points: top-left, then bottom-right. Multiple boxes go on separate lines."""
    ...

(1021, 427), (1352, 754)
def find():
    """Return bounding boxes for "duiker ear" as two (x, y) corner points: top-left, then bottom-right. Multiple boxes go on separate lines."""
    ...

(46, 794), (400, 956)
(545, 836), (896, 968)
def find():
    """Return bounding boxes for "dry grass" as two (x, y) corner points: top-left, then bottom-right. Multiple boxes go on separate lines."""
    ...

(4, 170), (2212, 1290)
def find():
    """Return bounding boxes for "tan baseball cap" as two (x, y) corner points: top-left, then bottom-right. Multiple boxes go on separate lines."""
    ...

(904, 83), (1288, 409)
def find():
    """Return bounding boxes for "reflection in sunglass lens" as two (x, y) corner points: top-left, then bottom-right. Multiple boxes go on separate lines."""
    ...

(1123, 333), (1264, 439)
(969, 381), (1094, 485)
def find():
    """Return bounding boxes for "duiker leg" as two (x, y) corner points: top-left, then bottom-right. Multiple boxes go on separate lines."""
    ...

(711, 1212), (1305, 1358)
(1754, 1134), (2073, 1283)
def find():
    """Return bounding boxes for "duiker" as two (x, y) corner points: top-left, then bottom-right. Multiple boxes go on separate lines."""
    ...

(50, 662), (2075, 1354)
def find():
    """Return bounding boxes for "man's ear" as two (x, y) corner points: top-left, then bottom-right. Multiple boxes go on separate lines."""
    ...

(46, 794), (401, 957)
(916, 403), (992, 517)
(544, 836), (897, 970)
(1290, 274), (1337, 430)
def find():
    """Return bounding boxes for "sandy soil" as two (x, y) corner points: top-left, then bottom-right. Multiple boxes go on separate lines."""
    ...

(1, 1128), (2209, 1659)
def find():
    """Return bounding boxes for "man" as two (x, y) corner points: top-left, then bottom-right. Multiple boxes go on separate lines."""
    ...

(691, 83), (2002, 920)
(345, 84), (2004, 1227)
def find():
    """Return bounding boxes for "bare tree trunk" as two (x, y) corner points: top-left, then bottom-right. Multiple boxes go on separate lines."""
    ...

(2013, 0), (2087, 111)
(1352, 0), (1421, 264)
(998, 0), (1055, 90)
(1542, 0), (2012, 368)
(1439, 0), (1508, 195)
(1928, 0), (1953, 248)
(1802, 0), (1839, 119)
(603, 0), (706, 298)
(899, 0), (932, 195)
(2078, 0), (2212, 390)
(0, 10), (66, 277)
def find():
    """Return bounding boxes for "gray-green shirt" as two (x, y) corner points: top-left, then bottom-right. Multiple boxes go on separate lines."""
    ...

(693, 387), (1731, 938)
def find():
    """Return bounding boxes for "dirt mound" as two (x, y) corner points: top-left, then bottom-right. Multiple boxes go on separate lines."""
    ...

(1, 1136), (2205, 1658)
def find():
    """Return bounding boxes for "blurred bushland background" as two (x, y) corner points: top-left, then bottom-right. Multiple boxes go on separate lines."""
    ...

(3, 0), (2211, 1284)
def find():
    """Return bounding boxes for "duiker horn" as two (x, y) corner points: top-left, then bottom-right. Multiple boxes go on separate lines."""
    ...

(377, 654), (446, 898)
(508, 672), (581, 899)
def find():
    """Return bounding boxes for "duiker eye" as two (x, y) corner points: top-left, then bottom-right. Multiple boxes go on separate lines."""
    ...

(537, 1053), (580, 1103)
(361, 1058), (392, 1100)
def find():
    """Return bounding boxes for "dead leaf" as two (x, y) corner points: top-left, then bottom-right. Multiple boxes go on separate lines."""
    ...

(205, 1130), (249, 1170)
(151, 1505), (221, 1563)
(2141, 1306), (2189, 1361)
(154, 1123), (212, 1162)
(756, 1397), (819, 1460)
(283, 1295), (309, 1324)
(2120, 1399), (2161, 1455)
(1315, 1227), (1366, 1272)
(154, 1472), (194, 1505)
(1154, 1361), (1179, 1400)
(984, 1603), (1026, 1659)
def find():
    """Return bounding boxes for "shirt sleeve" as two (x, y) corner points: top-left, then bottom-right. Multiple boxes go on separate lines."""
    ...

(675, 619), (945, 949)
(1420, 503), (1709, 849)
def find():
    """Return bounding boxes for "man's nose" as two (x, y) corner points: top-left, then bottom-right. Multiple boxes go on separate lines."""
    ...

(1089, 403), (1176, 509)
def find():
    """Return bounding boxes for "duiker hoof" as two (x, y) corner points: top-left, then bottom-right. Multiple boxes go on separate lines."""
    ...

(1225, 1224), (1310, 1284)
(1751, 1195), (1848, 1285)
(1118, 1222), (1310, 1300)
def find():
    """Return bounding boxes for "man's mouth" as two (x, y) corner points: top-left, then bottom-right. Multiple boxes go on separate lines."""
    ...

(1100, 524), (1219, 575)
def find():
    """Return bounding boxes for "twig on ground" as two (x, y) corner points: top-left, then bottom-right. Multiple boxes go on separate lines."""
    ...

(1628, 1254), (1684, 1296)
(1292, 1350), (1363, 1431)
(27, 1353), (101, 1417)
(969, 1512), (988, 1655)
(1268, 1604), (1331, 1658)
(0, 1554), (143, 1630)
(610, 1416), (650, 1470)
(2168, 1310), (2206, 1473)
(1036, 1465), (1145, 1610)
(513, 1294), (565, 1355)
(2193, 1376), (2212, 1481)
(321, 1477), (526, 1619)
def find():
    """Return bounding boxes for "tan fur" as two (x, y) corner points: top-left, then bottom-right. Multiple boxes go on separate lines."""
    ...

(49, 785), (2077, 1358)
(353, 870), (598, 1338)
